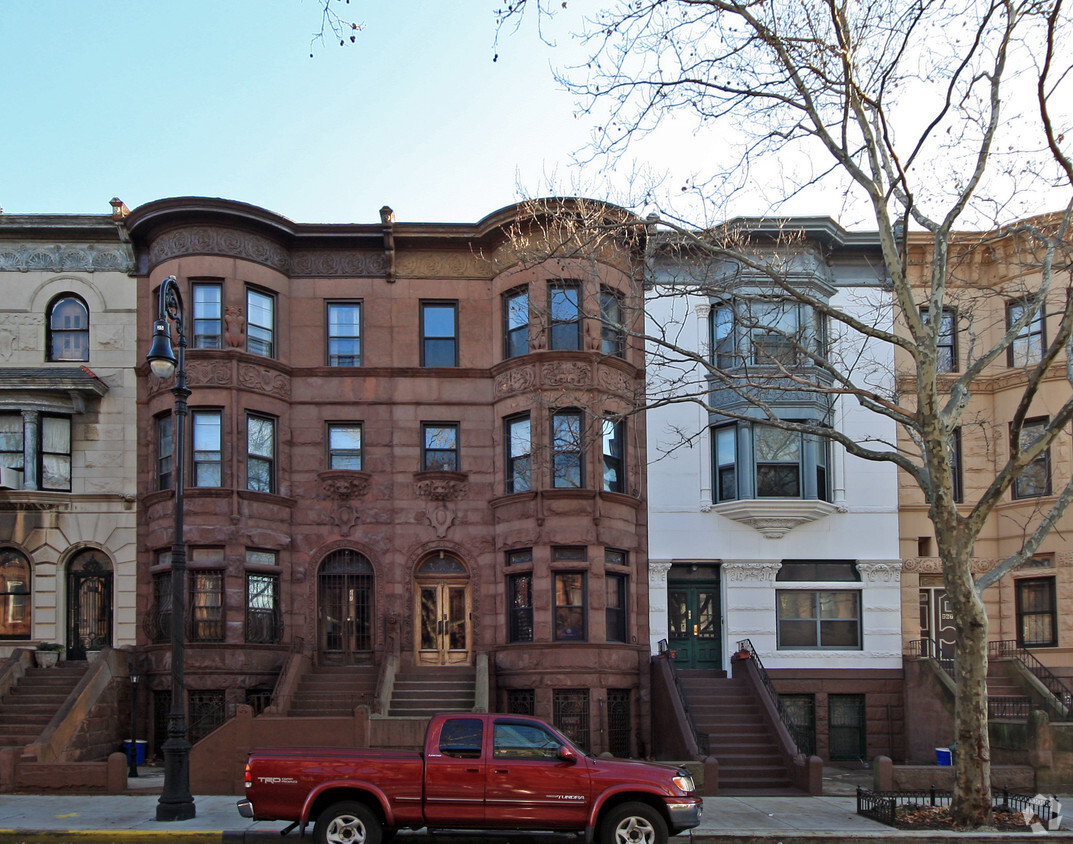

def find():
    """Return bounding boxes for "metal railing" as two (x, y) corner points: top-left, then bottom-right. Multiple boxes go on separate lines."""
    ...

(989, 640), (1073, 721)
(657, 639), (709, 756)
(735, 638), (809, 757)
(906, 638), (957, 678)
(857, 786), (1055, 828)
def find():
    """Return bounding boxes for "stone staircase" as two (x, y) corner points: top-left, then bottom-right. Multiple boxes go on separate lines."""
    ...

(678, 669), (794, 792)
(388, 666), (475, 717)
(986, 663), (1034, 720)
(286, 664), (377, 717)
(0, 663), (86, 748)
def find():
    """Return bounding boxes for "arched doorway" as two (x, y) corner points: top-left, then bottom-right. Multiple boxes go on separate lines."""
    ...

(414, 552), (471, 666)
(66, 550), (112, 661)
(317, 550), (375, 664)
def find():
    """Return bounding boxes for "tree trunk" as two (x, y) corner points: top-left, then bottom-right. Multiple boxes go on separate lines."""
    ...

(946, 553), (993, 828)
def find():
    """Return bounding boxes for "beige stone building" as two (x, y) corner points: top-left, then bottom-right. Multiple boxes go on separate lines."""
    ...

(0, 205), (138, 660)
(898, 217), (1073, 754)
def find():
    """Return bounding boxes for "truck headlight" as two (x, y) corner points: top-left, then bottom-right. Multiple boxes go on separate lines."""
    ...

(672, 774), (694, 792)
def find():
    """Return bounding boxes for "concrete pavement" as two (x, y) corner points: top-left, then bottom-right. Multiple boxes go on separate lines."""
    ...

(0, 765), (1067, 843)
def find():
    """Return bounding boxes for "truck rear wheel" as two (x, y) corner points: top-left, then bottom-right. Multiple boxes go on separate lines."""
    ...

(313, 800), (382, 844)
(599, 801), (667, 844)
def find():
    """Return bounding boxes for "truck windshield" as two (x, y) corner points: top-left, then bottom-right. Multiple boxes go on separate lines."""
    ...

(492, 721), (585, 760)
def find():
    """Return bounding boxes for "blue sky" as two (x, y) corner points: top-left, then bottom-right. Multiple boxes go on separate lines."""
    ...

(0, 2), (594, 224)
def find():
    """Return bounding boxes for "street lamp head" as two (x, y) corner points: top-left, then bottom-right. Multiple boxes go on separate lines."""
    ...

(147, 319), (177, 378)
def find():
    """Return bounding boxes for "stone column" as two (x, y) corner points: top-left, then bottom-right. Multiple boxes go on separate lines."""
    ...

(21, 410), (39, 490)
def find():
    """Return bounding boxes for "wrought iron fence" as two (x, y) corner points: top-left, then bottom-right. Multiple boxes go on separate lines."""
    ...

(857, 786), (1056, 828)
(735, 638), (809, 757)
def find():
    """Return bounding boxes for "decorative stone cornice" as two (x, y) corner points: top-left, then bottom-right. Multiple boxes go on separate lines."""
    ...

(413, 472), (469, 501)
(712, 499), (838, 538)
(648, 561), (673, 584)
(856, 561), (903, 582)
(0, 243), (133, 273)
(723, 561), (782, 582)
(147, 226), (289, 272)
(901, 556), (999, 574)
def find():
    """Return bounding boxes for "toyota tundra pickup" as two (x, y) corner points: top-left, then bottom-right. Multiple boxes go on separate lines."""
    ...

(238, 711), (702, 844)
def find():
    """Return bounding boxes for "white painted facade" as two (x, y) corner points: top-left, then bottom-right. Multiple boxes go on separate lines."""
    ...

(645, 227), (903, 674)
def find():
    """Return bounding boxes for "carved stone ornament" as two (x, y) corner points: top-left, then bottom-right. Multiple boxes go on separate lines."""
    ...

(148, 226), (289, 272)
(722, 561), (782, 582)
(648, 561), (673, 584)
(712, 499), (838, 539)
(0, 243), (134, 273)
(541, 360), (592, 388)
(856, 561), (903, 583)
(237, 363), (290, 399)
(290, 250), (386, 277)
(319, 470), (372, 537)
(494, 366), (536, 397)
(414, 472), (469, 502)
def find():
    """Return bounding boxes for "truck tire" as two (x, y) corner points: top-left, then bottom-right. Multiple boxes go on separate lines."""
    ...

(599, 801), (668, 844)
(313, 800), (382, 844)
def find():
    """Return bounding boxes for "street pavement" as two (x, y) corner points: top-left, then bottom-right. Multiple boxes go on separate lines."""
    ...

(0, 764), (1068, 843)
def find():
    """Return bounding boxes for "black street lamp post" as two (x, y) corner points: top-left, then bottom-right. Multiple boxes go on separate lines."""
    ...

(146, 275), (196, 821)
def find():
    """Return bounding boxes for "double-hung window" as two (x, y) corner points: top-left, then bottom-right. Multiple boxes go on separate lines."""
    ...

(246, 288), (275, 357)
(327, 302), (362, 366)
(156, 413), (173, 490)
(551, 410), (583, 488)
(602, 418), (625, 493)
(508, 572), (534, 643)
(600, 288), (625, 357)
(328, 423), (363, 470)
(1007, 298), (1045, 367)
(47, 295), (89, 362)
(191, 410), (222, 487)
(549, 281), (581, 351)
(189, 568), (224, 642)
(605, 573), (627, 643)
(192, 282), (223, 349)
(421, 301), (458, 367)
(247, 414), (276, 493)
(422, 423), (459, 472)
(1013, 417), (1051, 498)
(553, 572), (586, 641)
(247, 573), (281, 644)
(776, 561), (862, 649)
(921, 306), (957, 373)
(1016, 576), (1057, 647)
(505, 415), (531, 493)
(503, 288), (529, 358)
(40, 415), (71, 491)
(0, 549), (31, 639)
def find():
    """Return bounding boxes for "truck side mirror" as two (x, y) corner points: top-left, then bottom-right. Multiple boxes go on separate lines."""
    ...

(558, 746), (578, 764)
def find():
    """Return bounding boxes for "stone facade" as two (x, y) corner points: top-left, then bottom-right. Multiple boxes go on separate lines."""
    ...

(0, 209), (138, 661)
(125, 197), (650, 757)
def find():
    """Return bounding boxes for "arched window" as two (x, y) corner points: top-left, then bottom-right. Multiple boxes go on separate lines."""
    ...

(0, 549), (31, 639)
(47, 295), (89, 362)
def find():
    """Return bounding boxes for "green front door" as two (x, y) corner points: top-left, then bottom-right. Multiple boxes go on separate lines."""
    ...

(668, 567), (721, 669)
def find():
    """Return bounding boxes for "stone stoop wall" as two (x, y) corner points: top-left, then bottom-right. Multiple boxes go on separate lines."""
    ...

(873, 757), (1035, 791)
(15, 753), (127, 793)
(67, 676), (126, 762)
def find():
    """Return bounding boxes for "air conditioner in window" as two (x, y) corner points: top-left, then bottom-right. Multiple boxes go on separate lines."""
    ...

(0, 467), (23, 490)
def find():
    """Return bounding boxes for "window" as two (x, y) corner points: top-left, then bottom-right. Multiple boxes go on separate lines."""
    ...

(151, 571), (172, 644)
(828, 694), (867, 761)
(503, 288), (529, 358)
(328, 423), (363, 470)
(777, 590), (861, 649)
(1007, 299), (1045, 367)
(712, 422), (829, 502)
(551, 411), (583, 489)
(554, 572), (586, 641)
(191, 410), (222, 487)
(246, 548), (278, 566)
(711, 298), (823, 368)
(922, 306), (957, 373)
(439, 718), (483, 758)
(246, 288), (275, 357)
(780, 694), (817, 756)
(949, 428), (963, 503)
(506, 548), (533, 566)
(756, 425), (802, 497)
(506, 689), (535, 715)
(505, 415), (531, 493)
(327, 302), (362, 366)
(493, 720), (562, 760)
(0, 549), (31, 639)
(606, 574), (627, 643)
(156, 413), (173, 491)
(421, 301), (458, 367)
(602, 418), (625, 493)
(192, 283), (223, 349)
(189, 571), (224, 642)
(600, 288), (625, 357)
(422, 423), (459, 472)
(247, 573), (281, 644)
(552, 689), (590, 752)
(508, 573), (533, 643)
(549, 281), (581, 351)
(776, 561), (859, 582)
(1016, 576), (1057, 647)
(1013, 417), (1051, 498)
(47, 295), (89, 362)
(0, 415), (23, 477)
(605, 548), (627, 567)
(40, 415), (71, 491)
(247, 415), (276, 493)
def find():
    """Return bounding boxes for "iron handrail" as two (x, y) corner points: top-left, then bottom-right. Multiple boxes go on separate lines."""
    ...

(989, 640), (1072, 720)
(735, 638), (809, 756)
(657, 640), (709, 756)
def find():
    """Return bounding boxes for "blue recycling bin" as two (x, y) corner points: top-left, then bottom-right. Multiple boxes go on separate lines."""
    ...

(935, 746), (952, 766)
(122, 739), (147, 765)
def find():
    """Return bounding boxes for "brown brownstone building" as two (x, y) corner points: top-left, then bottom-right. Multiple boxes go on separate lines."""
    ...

(126, 197), (650, 758)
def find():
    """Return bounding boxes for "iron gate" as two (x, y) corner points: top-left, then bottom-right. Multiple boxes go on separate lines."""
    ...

(67, 551), (112, 661)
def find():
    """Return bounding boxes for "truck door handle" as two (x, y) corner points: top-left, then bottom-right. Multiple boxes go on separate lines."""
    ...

(467, 768), (480, 774)
(494, 769), (508, 774)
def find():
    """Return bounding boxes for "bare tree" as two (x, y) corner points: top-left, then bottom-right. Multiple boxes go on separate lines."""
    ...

(497, 0), (1073, 827)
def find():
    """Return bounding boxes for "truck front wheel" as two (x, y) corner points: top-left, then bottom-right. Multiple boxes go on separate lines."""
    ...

(599, 801), (668, 844)
(313, 800), (382, 844)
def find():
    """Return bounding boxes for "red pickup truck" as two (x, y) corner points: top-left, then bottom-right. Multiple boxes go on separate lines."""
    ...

(237, 712), (702, 844)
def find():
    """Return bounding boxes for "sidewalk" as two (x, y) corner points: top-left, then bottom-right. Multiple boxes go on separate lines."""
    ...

(0, 764), (1066, 843)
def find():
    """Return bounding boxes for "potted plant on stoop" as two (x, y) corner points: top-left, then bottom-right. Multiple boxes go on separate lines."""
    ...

(34, 643), (63, 668)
